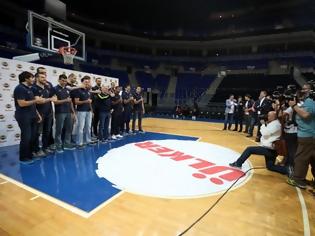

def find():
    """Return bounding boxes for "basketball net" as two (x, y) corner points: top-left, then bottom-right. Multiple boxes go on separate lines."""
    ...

(58, 46), (77, 65)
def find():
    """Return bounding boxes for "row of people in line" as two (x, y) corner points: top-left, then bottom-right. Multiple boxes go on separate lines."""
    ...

(224, 91), (274, 142)
(14, 68), (145, 164)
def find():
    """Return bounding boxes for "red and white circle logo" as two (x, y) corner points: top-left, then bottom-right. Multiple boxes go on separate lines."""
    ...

(96, 140), (252, 198)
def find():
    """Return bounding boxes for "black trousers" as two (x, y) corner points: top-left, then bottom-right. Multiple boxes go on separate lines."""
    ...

(236, 146), (287, 175)
(35, 113), (53, 151)
(111, 110), (123, 135)
(16, 116), (37, 161)
(92, 108), (100, 136)
(234, 114), (243, 131)
(123, 109), (132, 132)
(283, 132), (298, 167)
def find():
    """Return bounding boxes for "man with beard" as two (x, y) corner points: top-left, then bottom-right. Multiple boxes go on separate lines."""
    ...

(14, 71), (44, 164)
(122, 85), (133, 134)
(91, 77), (102, 137)
(32, 72), (57, 156)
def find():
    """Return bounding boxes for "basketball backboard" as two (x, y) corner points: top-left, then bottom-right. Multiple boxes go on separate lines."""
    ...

(27, 11), (86, 61)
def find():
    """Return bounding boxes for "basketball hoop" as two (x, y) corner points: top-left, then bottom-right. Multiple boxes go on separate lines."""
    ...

(58, 46), (77, 64)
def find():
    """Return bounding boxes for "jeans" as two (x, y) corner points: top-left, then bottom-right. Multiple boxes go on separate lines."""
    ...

(76, 111), (92, 145)
(248, 116), (257, 136)
(223, 113), (233, 130)
(16, 116), (37, 161)
(98, 112), (110, 140)
(35, 113), (53, 150)
(55, 113), (72, 147)
(236, 146), (287, 175)
(132, 110), (143, 131)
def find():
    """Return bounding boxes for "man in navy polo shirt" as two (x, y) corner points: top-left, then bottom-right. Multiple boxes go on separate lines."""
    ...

(14, 71), (44, 164)
(122, 84), (133, 134)
(74, 76), (94, 148)
(92, 77), (102, 137)
(32, 73), (57, 156)
(132, 86), (145, 133)
(53, 74), (76, 152)
(37, 67), (55, 149)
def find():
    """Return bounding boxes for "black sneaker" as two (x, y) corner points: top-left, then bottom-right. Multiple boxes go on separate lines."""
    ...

(287, 178), (307, 189)
(229, 162), (242, 169)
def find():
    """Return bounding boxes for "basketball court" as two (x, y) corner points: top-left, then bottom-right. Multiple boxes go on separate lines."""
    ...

(0, 118), (314, 235)
(0, 3), (315, 236)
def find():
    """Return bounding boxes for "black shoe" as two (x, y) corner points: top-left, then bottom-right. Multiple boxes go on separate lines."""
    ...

(238, 130), (242, 132)
(222, 128), (226, 130)
(229, 162), (242, 169)
(232, 129), (237, 131)
(246, 135), (253, 137)
(287, 178), (307, 189)
(255, 138), (260, 142)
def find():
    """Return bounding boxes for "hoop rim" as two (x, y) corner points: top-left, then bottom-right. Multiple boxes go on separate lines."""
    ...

(58, 46), (77, 55)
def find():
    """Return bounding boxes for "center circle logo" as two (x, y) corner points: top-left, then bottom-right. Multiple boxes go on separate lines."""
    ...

(96, 140), (252, 198)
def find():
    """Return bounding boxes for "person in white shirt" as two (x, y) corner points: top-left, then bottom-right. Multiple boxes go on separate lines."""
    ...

(229, 111), (287, 175)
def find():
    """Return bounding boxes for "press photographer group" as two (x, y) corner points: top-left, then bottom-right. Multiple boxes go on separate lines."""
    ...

(223, 81), (315, 192)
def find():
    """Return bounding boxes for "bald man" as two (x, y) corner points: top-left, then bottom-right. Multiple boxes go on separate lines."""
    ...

(230, 111), (287, 175)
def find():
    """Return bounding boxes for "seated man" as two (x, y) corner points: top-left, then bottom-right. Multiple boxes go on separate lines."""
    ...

(229, 111), (287, 175)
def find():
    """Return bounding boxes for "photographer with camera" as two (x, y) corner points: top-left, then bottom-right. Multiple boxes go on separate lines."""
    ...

(229, 111), (287, 175)
(287, 83), (315, 189)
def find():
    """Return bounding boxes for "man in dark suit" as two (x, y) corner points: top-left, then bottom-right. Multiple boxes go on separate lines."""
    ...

(243, 94), (254, 135)
(255, 91), (273, 142)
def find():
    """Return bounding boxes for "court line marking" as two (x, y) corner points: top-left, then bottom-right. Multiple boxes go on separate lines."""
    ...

(85, 191), (125, 217)
(0, 173), (92, 218)
(30, 195), (40, 201)
(296, 187), (311, 236)
(0, 180), (8, 185)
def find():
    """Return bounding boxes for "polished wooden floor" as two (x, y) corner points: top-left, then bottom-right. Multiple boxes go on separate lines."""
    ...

(0, 118), (314, 236)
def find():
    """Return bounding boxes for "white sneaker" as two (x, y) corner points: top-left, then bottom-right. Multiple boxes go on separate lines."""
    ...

(111, 135), (117, 140)
(116, 134), (123, 138)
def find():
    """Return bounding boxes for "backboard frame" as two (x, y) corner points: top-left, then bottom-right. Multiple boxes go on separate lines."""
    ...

(27, 10), (86, 61)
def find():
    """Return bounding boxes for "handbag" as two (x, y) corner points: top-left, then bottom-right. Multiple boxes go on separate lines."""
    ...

(273, 115), (288, 157)
(274, 139), (287, 156)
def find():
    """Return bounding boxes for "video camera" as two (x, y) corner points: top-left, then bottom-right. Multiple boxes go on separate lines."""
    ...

(272, 84), (297, 106)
